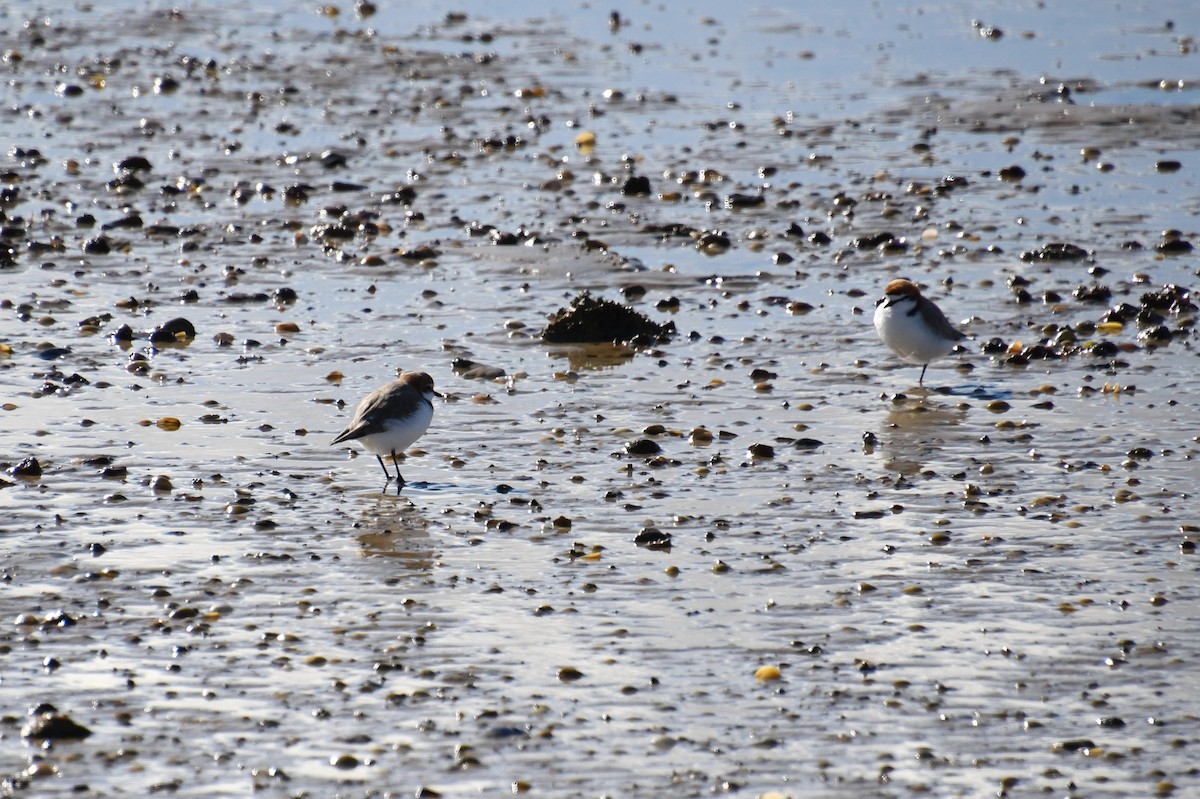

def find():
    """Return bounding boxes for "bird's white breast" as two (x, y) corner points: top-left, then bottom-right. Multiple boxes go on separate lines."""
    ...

(357, 401), (434, 457)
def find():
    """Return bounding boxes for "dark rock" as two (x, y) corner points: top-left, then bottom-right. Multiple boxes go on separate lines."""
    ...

(634, 527), (672, 550)
(1023, 344), (1062, 360)
(451, 358), (506, 379)
(1073, 284), (1112, 303)
(1136, 306), (1165, 326)
(640, 222), (697, 240)
(320, 150), (348, 169)
(283, 184), (311, 203)
(1020, 242), (1089, 262)
(936, 175), (971, 193)
(116, 155), (153, 173)
(223, 292), (272, 303)
(148, 317), (196, 342)
(41, 609), (76, 628)
(102, 214), (143, 230)
(1138, 324), (1172, 344)
(106, 174), (144, 192)
(10, 457), (42, 477)
(621, 176), (651, 196)
(1141, 284), (1194, 313)
(695, 230), (731, 252)
(22, 711), (92, 741)
(382, 186), (418, 204)
(82, 236), (112, 254)
(397, 244), (441, 260)
(852, 232), (896, 249)
(747, 443), (775, 458)
(37, 347), (71, 360)
(725, 193), (764, 209)
(1156, 237), (1193, 254)
(625, 439), (662, 456)
(109, 324), (135, 342)
(1101, 302), (1138, 322)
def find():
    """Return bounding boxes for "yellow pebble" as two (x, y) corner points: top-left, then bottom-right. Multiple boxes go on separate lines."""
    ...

(754, 665), (782, 682)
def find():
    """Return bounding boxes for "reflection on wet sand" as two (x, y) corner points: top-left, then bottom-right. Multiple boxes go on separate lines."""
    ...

(877, 393), (969, 475)
(354, 496), (435, 569)
(546, 343), (638, 371)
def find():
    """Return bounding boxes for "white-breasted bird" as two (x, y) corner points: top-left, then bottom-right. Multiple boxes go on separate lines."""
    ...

(332, 371), (440, 486)
(873, 278), (966, 385)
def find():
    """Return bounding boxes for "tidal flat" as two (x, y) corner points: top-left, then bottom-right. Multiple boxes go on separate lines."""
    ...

(1, 1), (1199, 796)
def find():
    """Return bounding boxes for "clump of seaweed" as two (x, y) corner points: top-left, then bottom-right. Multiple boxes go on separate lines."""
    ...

(541, 291), (675, 347)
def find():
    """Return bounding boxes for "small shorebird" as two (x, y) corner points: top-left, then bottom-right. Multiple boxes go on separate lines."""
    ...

(873, 278), (966, 385)
(332, 371), (439, 486)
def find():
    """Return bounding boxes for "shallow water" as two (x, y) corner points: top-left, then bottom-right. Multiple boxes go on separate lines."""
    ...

(2, 1), (1199, 797)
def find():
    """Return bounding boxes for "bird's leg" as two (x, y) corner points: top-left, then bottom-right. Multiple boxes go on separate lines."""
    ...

(375, 454), (394, 482)
(391, 449), (406, 487)
(918, 363), (929, 385)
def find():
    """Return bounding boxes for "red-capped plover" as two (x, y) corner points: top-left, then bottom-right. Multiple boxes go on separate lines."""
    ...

(873, 278), (966, 385)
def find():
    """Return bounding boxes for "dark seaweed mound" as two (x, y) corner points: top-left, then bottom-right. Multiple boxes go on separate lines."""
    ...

(541, 292), (675, 346)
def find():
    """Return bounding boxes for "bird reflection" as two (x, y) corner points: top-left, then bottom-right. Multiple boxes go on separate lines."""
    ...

(354, 497), (434, 571)
(875, 395), (968, 475)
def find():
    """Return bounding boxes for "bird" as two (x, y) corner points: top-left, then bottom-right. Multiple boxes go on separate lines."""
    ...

(331, 371), (440, 486)
(873, 278), (967, 385)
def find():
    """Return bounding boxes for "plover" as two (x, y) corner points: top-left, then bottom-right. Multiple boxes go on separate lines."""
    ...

(873, 278), (966, 385)
(332, 371), (439, 486)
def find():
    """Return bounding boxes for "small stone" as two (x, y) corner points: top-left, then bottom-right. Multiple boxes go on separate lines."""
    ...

(10, 457), (42, 477)
(148, 317), (196, 342)
(754, 665), (782, 682)
(626, 439), (662, 456)
(22, 712), (92, 741)
(747, 443), (774, 459)
(634, 527), (672, 550)
(621, 176), (651, 196)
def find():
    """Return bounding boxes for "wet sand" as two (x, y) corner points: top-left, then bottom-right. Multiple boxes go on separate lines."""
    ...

(1, 1), (1199, 796)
